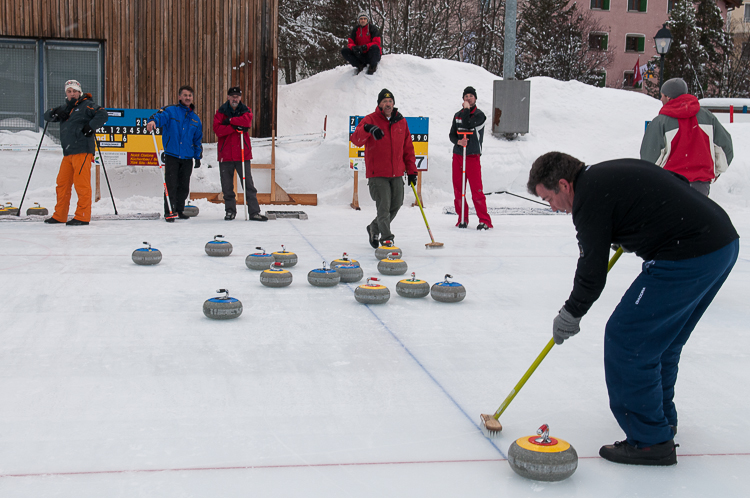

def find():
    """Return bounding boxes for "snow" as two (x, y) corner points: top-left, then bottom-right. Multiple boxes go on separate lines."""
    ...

(1, 54), (748, 496)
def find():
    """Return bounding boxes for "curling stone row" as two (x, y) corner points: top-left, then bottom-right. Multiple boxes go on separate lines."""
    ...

(203, 289), (243, 319)
(355, 274), (466, 304)
(0, 202), (49, 216)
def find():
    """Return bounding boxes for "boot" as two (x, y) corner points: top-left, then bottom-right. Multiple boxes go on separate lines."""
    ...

(367, 224), (379, 248)
(66, 218), (89, 226)
(599, 439), (678, 466)
(44, 217), (64, 224)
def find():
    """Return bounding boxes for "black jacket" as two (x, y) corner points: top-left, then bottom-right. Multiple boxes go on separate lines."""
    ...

(449, 105), (486, 156)
(564, 159), (738, 318)
(43, 94), (108, 156)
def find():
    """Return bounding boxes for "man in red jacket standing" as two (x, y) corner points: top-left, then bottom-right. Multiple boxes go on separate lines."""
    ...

(351, 89), (418, 248)
(640, 78), (733, 196)
(213, 86), (267, 221)
(341, 12), (382, 75)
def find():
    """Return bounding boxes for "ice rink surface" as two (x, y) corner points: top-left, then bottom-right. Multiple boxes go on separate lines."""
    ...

(1, 201), (748, 497)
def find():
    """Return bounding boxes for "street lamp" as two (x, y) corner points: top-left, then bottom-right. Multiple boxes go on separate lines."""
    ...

(654, 24), (673, 97)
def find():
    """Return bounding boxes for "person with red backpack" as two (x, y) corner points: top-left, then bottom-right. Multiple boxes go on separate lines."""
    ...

(341, 12), (382, 75)
(640, 78), (733, 196)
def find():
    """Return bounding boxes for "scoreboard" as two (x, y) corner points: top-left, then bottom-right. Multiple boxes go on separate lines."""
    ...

(95, 108), (162, 166)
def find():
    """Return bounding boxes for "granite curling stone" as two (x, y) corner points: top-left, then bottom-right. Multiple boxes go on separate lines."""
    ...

(246, 247), (275, 270)
(182, 201), (199, 217)
(0, 203), (19, 216)
(260, 262), (293, 287)
(375, 240), (402, 260)
(132, 241), (162, 265)
(431, 274), (466, 303)
(396, 272), (430, 298)
(205, 235), (233, 257)
(203, 288), (243, 320)
(272, 245), (298, 267)
(507, 424), (578, 482)
(330, 252), (359, 268)
(377, 252), (408, 276)
(26, 202), (49, 216)
(307, 261), (340, 287)
(335, 263), (364, 283)
(354, 277), (390, 304)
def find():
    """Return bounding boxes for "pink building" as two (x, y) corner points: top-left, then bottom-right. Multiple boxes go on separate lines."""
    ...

(578, 0), (742, 90)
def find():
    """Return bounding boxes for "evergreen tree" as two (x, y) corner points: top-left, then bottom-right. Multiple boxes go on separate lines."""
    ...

(515, 0), (613, 85)
(694, 0), (733, 96)
(658, 0), (707, 97)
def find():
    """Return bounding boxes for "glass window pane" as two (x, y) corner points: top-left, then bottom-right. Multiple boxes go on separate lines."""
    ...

(0, 40), (39, 132)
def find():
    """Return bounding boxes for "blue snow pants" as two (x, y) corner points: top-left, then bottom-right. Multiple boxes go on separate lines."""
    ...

(604, 239), (739, 447)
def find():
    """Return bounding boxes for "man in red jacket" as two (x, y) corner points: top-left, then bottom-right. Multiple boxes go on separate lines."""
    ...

(212, 87), (266, 221)
(640, 78), (733, 196)
(351, 89), (418, 248)
(341, 12), (382, 75)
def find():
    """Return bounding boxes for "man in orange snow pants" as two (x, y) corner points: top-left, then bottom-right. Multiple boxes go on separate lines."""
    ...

(43, 79), (108, 225)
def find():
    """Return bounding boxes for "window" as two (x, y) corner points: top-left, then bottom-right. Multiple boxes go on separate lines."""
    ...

(745, 3), (750, 22)
(0, 38), (103, 138)
(625, 34), (646, 52)
(623, 70), (635, 88)
(668, 0), (675, 12)
(590, 0), (610, 10)
(595, 71), (607, 88)
(589, 32), (609, 50)
(628, 0), (647, 12)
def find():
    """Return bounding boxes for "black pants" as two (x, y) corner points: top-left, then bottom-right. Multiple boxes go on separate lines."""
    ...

(220, 161), (260, 215)
(341, 47), (381, 68)
(163, 155), (193, 214)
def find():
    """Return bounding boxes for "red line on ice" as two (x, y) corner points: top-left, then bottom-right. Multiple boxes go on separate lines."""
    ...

(3, 453), (750, 479)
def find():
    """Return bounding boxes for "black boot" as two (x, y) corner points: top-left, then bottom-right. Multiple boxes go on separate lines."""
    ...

(367, 224), (379, 248)
(599, 439), (678, 466)
(66, 218), (89, 226)
(366, 64), (378, 75)
(224, 212), (236, 221)
(177, 211), (190, 219)
(44, 217), (63, 224)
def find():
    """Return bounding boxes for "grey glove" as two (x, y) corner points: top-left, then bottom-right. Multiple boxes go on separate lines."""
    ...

(552, 307), (582, 345)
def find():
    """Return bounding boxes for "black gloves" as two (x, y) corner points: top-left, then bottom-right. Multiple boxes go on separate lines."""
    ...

(233, 125), (246, 132)
(358, 44), (367, 52)
(194, 159), (201, 169)
(363, 123), (384, 140)
(49, 109), (59, 120)
(222, 116), (231, 125)
(352, 45), (362, 55)
(161, 152), (166, 163)
(408, 174), (418, 187)
(82, 124), (94, 137)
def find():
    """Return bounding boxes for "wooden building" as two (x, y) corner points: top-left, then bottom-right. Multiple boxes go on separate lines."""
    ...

(0, 0), (279, 139)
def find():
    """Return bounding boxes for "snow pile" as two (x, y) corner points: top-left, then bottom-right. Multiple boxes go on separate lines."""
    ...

(2, 54), (748, 209)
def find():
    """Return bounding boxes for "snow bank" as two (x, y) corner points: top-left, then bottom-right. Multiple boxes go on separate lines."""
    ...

(2, 54), (748, 209)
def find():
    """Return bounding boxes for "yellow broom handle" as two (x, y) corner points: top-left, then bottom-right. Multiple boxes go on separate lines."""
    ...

(492, 247), (624, 420)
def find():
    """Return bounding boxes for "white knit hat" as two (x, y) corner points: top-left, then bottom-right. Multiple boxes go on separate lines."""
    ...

(65, 79), (82, 93)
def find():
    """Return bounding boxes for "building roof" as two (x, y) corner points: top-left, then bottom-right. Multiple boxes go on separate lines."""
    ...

(724, 0), (742, 9)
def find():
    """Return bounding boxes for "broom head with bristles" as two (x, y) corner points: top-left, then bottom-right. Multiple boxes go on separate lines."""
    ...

(480, 413), (503, 438)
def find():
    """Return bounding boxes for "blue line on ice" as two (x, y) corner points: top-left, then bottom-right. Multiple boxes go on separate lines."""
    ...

(289, 220), (508, 458)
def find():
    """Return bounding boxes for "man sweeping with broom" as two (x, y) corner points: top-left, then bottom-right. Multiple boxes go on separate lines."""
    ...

(526, 152), (738, 466)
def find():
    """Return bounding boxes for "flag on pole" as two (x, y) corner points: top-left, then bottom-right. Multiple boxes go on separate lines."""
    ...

(633, 57), (643, 87)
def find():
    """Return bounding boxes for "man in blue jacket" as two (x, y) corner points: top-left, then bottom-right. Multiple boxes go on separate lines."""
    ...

(146, 85), (203, 221)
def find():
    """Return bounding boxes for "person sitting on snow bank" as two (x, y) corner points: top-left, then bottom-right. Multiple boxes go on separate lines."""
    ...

(341, 12), (382, 75)
(43, 79), (108, 226)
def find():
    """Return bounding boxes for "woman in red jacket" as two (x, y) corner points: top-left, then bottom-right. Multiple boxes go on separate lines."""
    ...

(212, 87), (266, 221)
(351, 89), (418, 247)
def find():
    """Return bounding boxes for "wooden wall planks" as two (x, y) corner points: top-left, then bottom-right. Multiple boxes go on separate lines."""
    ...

(0, 0), (278, 140)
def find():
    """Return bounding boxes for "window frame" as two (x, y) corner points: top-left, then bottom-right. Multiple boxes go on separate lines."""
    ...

(589, 32), (609, 50)
(590, 0), (610, 10)
(624, 34), (646, 53)
(627, 0), (648, 13)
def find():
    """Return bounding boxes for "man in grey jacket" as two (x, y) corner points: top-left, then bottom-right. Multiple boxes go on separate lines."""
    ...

(43, 79), (108, 225)
(640, 78), (733, 196)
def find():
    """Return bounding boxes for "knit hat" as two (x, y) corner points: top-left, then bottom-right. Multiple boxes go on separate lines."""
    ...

(227, 86), (242, 96)
(661, 78), (688, 98)
(358, 11), (368, 20)
(65, 79), (82, 93)
(463, 86), (477, 100)
(378, 88), (394, 105)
